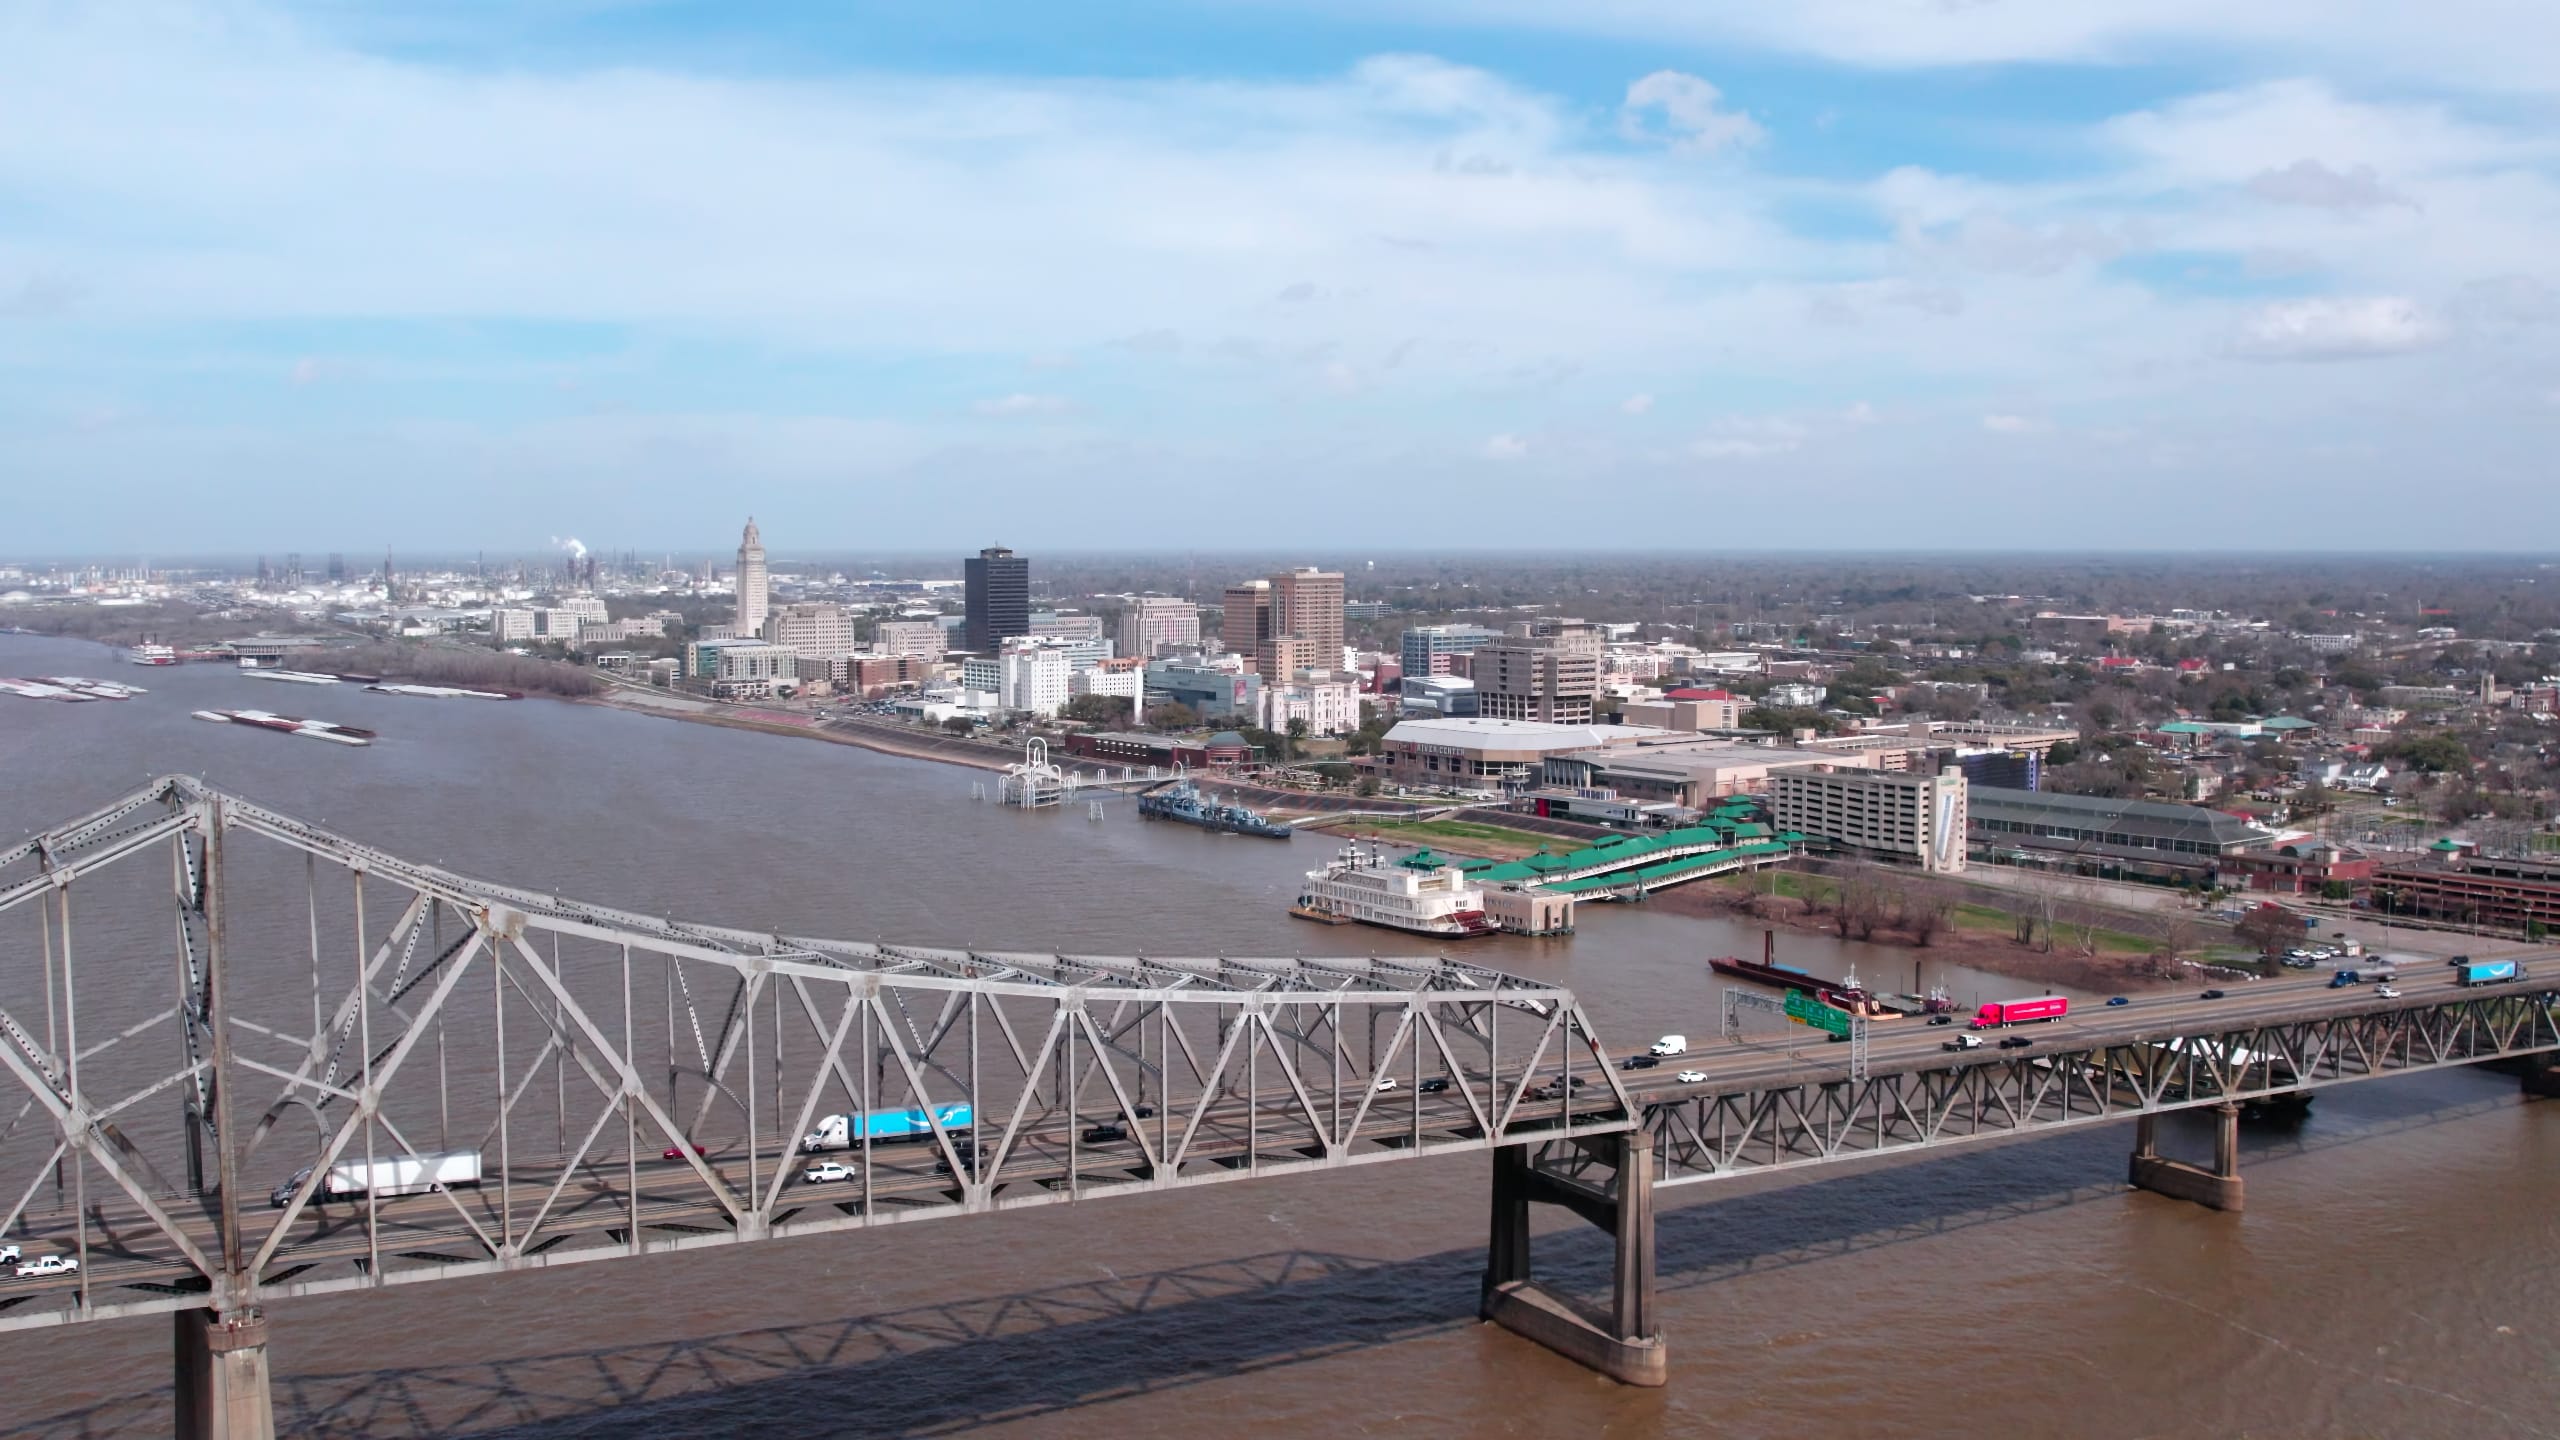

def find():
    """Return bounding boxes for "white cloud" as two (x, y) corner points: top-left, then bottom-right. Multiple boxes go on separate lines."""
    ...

(2452, 276), (2560, 329)
(2229, 297), (2445, 361)
(2247, 159), (2411, 213)
(1620, 71), (1764, 154)
(1349, 2), (2560, 93)
(288, 356), (364, 385)
(1981, 413), (2045, 434)
(1691, 415), (1807, 460)
(973, 393), (1070, 416)
(0, 273), (86, 319)
(1691, 438), (1793, 460)
(9, 5), (2560, 549)
(0, 13), (1814, 369)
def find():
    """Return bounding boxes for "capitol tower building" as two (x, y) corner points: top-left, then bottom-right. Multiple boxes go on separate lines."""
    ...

(736, 517), (769, 638)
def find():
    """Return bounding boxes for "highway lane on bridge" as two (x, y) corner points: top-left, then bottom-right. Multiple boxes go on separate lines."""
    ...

(1623, 953), (2548, 1099)
(0, 1066), (1626, 1318)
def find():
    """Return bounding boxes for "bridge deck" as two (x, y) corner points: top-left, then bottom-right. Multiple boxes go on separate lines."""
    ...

(1621, 963), (2556, 1187)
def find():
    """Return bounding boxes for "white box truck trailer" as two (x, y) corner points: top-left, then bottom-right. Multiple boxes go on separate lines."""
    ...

(272, 1150), (482, 1207)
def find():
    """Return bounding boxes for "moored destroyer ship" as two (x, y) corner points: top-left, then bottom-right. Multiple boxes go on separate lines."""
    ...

(1291, 842), (1497, 938)
(1136, 777), (1293, 838)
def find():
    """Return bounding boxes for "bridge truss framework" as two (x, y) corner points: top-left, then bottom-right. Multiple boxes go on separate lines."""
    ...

(1644, 993), (2560, 1188)
(0, 779), (1630, 1366)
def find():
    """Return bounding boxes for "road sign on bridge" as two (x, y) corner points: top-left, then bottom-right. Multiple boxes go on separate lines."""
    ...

(1782, 990), (1850, 1035)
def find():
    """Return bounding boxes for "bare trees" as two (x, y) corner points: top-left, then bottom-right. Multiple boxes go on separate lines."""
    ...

(1828, 863), (1894, 942)
(2234, 904), (2302, 957)
(1903, 878), (1954, 948)
(2002, 867), (2067, 951)
(2154, 909), (2198, 969)
(1807, 862), (1954, 947)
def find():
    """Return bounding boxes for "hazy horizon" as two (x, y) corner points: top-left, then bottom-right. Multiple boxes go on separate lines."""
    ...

(16, 545), (2557, 573)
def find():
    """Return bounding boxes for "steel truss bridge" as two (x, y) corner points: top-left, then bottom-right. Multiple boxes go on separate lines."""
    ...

(0, 776), (1629, 1318)
(0, 778), (2554, 1432)
(1638, 990), (2560, 1189)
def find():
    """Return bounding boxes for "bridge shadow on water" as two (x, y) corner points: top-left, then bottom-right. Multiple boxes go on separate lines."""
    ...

(1, 1086), (2522, 1440)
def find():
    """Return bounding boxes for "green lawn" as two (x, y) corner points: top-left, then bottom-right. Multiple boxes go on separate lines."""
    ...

(1339, 818), (1549, 847)
(1948, 901), (2161, 954)
(1742, 871), (1834, 903)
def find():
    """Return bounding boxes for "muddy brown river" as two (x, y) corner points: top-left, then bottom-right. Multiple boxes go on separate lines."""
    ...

(0, 634), (2553, 1439)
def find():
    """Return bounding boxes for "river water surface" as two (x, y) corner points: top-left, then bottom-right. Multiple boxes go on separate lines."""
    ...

(0, 635), (2552, 1439)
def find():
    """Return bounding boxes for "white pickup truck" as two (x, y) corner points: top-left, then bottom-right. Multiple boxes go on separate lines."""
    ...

(1942, 1034), (1983, 1052)
(14, 1254), (77, 1279)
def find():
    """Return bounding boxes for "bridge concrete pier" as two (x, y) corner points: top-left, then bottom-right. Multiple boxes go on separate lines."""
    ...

(175, 1308), (275, 1440)
(2520, 1061), (2560, 1099)
(2128, 1105), (2244, 1213)
(1479, 1135), (1666, 1387)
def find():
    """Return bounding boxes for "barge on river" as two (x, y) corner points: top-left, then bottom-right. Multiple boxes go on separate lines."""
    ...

(1708, 934), (1909, 1019)
(192, 709), (377, 747)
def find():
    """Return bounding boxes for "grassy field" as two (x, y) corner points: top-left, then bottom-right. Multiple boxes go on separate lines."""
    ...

(1338, 818), (1545, 843)
(1319, 817), (1558, 859)
(1733, 871), (1830, 902)
(1947, 902), (2158, 955)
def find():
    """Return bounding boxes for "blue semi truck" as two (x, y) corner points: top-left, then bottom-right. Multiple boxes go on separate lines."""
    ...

(2455, 959), (2524, 987)
(801, 1103), (974, 1153)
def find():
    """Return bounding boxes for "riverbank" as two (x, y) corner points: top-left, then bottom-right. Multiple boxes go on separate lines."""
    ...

(586, 688), (1022, 772)
(588, 691), (1446, 818)
(1646, 876), (2225, 995)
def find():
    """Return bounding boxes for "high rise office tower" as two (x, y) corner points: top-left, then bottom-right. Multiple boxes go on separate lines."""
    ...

(1474, 629), (1601, 724)
(963, 546), (1030, 653)
(1267, 568), (1344, 669)
(736, 518), (770, 640)
(1115, 596), (1201, 659)
(1220, 581), (1271, 666)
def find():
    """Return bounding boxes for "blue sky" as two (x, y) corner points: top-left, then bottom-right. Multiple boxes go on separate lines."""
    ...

(4, 1), (2558, 554)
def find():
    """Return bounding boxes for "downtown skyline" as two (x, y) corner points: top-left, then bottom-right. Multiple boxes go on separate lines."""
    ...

(5, 3), (2559, 554)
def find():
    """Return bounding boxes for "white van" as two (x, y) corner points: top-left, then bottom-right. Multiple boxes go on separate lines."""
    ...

(1649, 1034), (1687, 1057)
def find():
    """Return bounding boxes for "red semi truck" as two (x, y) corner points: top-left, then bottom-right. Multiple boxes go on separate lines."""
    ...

(1970, 996), (2070, 1029)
